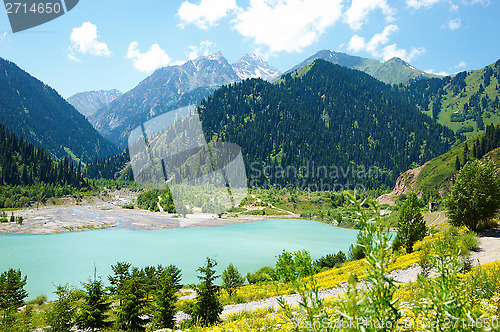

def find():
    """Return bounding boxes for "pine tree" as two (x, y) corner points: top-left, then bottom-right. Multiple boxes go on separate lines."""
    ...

(44, 285), (76, 332)
(153, 272), (177, 329)
(0, 268), (28, 312)
(116, 277), (147, 332)
(192, 258), (222, 327)
(455, 156), (461, 171)
(76, 273), (111, 332)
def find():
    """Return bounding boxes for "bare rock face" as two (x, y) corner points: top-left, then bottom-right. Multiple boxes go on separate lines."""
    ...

(376, 164), (426, 206)
(390, 164), (425, 196)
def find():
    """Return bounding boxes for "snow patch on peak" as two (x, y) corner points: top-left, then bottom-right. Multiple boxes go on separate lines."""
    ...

(232, 54), (281, 81)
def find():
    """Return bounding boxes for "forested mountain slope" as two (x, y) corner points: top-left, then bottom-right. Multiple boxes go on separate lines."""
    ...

(0, 58), (118, 163)
(0, 123), (91, 208)
(389, 123), (500, 199)
(198, 60), (459, 189)
(399, 59), (500, 138)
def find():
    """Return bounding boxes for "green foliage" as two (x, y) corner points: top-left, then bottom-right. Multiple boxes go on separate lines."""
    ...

(275, 250), (314, 282)
(397, 123), (500, 198)
(246, 266), (277, 284)
(392, 192), (427, 253)
(411, 236), (484, 330)
(115, 277), (147, 332)
(75, 274), (111, 332)
(192, 257), (222, 327)
(314, 251), (346, 270)
(0, 268), (28, 312)
(151, 272), (177, 329)
(44, 285), (76, 332)
(136, 189), (176, 213)
(28, 294), (47, 306)
(221, 263), (245, 296)
(108, 262), (132, 296)
(0, 124), (98, 208)
(445, 159), (500, 231)
(84, 148), (133, 180)
(399, 61), (500, 139)
(339, 192), (400, 330)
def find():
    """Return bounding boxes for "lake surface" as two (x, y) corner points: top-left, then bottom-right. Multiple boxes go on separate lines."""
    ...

(0, 219), (359, 300)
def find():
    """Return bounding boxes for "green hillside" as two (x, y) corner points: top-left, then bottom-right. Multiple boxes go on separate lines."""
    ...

(0, 58), (118, 163)
(400, 59), (500, 138)
(392, 123), (500, 197)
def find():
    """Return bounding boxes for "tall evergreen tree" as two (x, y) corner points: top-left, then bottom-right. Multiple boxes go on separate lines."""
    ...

(221, 263), (245, 296)
(153, 272), (177, 329)
(0, 268), (28, 312)
(192, 258), (222, 327)
(116, 277), (147, 332)
(44, 285), (76, 332)
(76, 273), (111, 332)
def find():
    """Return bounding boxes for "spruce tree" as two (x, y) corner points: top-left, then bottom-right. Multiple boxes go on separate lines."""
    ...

(192, 258), (222, 327)
(76, 274), (111, 332)
(153, 272), (177, 329)
(0, 268), (28, 312)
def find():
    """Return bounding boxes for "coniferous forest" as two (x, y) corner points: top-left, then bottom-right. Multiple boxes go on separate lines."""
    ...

(0, 123), (93, 208)
(198, 60), (459, 190)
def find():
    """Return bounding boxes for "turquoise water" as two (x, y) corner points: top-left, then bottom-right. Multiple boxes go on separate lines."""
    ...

(0, 219), (359, 300)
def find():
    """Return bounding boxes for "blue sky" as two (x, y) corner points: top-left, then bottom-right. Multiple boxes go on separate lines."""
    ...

(0, 0), (498, 98)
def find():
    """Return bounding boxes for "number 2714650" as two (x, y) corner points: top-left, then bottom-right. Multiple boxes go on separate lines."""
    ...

(5, 2), (62, 14)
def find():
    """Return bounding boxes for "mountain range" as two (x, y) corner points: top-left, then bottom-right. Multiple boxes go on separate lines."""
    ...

(0, 58), (118, 163)
(3, 48), (500, 196)
(67, 89), (122, 117)
(88, 52), (281, 149)
(287, 50), (435, 85)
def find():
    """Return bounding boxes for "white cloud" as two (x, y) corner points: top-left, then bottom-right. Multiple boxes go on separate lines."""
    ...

(186, 40), (214, 60)
(466, 0), (490, 6)
(344, 0), (397, 30)
(406, 0), (446, 9)
(442, 17), (461, 30)
(380, 44), (425, 62)
(177, 0), (239, 29)
(68, 22), (111, 61)
(450, 3), (459, 11)
(125, 42), (171, 72)
(425, 69), (449, 76)
(347, 25), (425, 62)
(232, 0), (343, 55)
(347, 35), (366, 52)
(455, 60), (467, 68)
